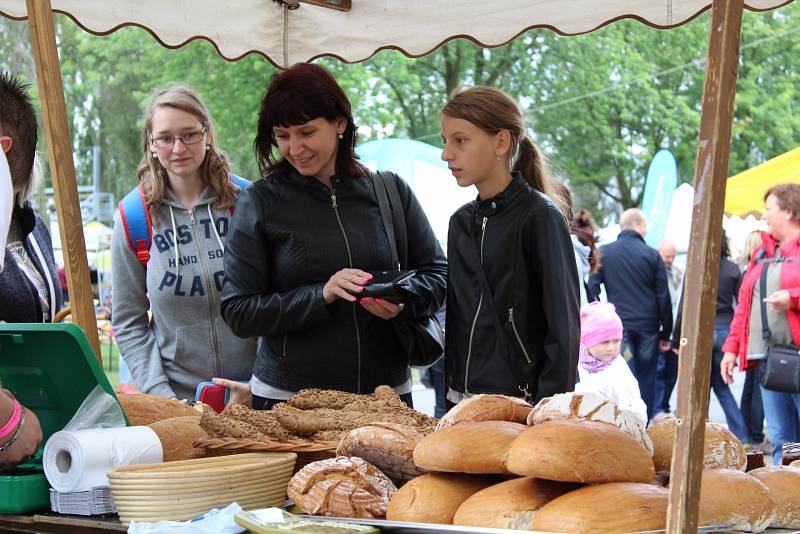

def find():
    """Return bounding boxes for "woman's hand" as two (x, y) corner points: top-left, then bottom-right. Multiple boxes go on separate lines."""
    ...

(212, 377), (252, 408)
(764, 289), (791, 312)
(323, 269), (372, 304)
(720, 352), (737, 385)
(0, 407), (42, 472)
(361, 297), (404, 320)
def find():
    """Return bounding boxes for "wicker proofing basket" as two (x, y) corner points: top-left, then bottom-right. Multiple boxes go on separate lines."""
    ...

(194, 437), (339, 472)
(108, 452), (296, 524)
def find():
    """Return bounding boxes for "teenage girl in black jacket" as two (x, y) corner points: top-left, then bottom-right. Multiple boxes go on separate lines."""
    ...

(440, 86), (580, 407)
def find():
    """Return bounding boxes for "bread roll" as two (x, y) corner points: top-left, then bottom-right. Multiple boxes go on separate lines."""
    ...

(453, 476), (579, 529)
(336, 422), (424, 482)
(287, 456), (396, 518)
(791, 459), (800, 469)
(648, 419), (746, 472)
(506, 419), (654, 483)
(528, 391), (652, 455)
(118, 393), (197, 425)
(147, 416), (207, 462)
(749, 466), (800, 528)
(532, 482), (668, 533)
(386, 473), (499, 524)
(413, 421), (526, 474)
(436, 395), (531, 429)
(697, 469), (776, 532)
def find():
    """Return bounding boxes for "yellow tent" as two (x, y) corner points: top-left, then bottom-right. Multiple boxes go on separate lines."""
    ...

(725, 146), (800, 217)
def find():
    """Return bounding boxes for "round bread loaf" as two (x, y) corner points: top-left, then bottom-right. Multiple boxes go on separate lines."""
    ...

(287, 456), (397, 518)
(413, 421), (526, 474)
(118, 393), (198, 425)
(336, 422), (424, 482)
(147, 416), (207, 462)
(453, 476), (580, 529)
(436, 395), (532, 430)
(506, 419), (654, 483)
(532, 482), (668, 533)
(697, 468), (776, 532)
(749, 466), (800, 528)
(386, 473), (499, 524)
(791, 460), (800, 469)
(648, 419), (746, 472)
(528, 391), (652, 455)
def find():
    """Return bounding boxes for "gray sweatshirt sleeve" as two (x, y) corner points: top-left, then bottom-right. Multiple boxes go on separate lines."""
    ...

(111, 212), (176, 398)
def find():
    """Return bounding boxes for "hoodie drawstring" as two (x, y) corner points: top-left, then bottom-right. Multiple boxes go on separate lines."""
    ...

(28, 233), (57, 322)
(169, 205), (180, 276)
(207, 204), (225, 253)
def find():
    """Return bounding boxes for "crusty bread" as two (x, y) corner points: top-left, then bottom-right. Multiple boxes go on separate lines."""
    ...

(413, 421), (526, 474)
(118, 393), (197, 426)
(648, 419), (746, 472)
(697, 469), (776, 532)
(791, 460), (800, 469)
(453, 476), (580, 529)
(506, 419), (654, 483)
(528, 391), (653, 455)
(287, 456), (396, 518)
(532, 482), (668, 533)
(386, 473), (499, 524)
(336, 422), (424, 482)
(436, 395), (531, 430)
(749, 466), (800, 528)
(147, 416), (207, 462)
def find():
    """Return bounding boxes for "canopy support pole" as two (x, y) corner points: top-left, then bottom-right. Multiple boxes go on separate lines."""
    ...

(25, 0), (101, 362)
(667, 0), (743, 531)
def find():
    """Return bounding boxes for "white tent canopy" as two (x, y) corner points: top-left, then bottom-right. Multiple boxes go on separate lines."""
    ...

(0, 0), (791, 66)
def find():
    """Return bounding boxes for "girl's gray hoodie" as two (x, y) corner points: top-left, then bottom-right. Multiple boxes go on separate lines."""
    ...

(111, 185), (256, 400)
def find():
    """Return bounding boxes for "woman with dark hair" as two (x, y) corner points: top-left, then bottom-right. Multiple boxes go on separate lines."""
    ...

(722, 183), (800, 463)
(220, 63), (447, 409)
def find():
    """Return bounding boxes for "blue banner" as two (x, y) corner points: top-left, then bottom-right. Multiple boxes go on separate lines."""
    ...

(641, 149), (678, 247)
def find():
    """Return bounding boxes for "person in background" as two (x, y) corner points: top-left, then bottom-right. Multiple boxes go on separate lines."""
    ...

(722, 184), (800, 463)
(738, 229), (768, 451)
(575, 301), (648, 425)
(221, 64), (446, 410)
(0, 72), (62, 323)
(112, 84), (256, 401)
(653, 239), (683, 421)
(588, 209), (672, 421)
(441, 86), (579, 407)
(672, 232), (749, 443)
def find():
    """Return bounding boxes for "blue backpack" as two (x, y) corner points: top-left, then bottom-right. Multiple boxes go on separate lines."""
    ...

(118, 174), (250, 267)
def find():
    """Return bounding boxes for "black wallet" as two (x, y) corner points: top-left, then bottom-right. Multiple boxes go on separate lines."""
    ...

(349, 270), (416, 303)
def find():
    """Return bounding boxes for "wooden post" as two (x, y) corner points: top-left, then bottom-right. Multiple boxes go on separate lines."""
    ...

(666, 0), (743, 531)
(25, 0), (102, 362)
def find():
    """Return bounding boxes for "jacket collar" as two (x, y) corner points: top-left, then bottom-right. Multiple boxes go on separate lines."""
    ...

(761, 229), (800, 258)
(12, 201), (36, 238)
(475, 172), (525, 217)
(618, 228), (645, 242)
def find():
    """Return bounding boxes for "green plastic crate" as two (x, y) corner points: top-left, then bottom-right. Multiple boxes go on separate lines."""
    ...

(0, 323), (124, 514)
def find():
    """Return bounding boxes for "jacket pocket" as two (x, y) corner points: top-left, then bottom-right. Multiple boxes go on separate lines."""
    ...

(506, 307), (533, 365)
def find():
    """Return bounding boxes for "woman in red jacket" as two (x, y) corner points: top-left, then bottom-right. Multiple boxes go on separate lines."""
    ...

(721, 183), (800, 464)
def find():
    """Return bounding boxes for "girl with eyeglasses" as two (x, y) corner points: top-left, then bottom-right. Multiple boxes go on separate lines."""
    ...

(111, 84), (256, 401)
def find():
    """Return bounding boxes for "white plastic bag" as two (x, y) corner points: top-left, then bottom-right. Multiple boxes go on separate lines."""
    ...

(127, 502), (246, 534)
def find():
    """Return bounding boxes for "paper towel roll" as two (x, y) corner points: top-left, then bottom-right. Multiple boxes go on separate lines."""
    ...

(44, 426), (163, 492)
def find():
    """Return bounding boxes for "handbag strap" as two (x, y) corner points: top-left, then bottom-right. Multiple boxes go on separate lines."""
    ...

(374, 170), (410, 270)
(469, 214), (508, 340)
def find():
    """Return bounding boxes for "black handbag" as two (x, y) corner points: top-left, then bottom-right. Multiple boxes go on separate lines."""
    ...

(758, 254), (800, 393)
(372, 171), (444, 369)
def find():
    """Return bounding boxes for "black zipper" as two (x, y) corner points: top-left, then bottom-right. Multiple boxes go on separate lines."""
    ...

(331, 188), (363, 392)
(508, 307), (532, 364)
(465, 216), (488, 394)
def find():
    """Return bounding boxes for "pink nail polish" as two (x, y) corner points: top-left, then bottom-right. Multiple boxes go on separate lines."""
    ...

(375, 298), (383, 304)
(349, 295), (357, 302)
(362, 297), (372, 303)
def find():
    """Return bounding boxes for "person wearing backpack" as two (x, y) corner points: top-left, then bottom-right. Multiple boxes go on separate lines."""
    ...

(440, 86), (580, 407)
(111, 85), (256, 401)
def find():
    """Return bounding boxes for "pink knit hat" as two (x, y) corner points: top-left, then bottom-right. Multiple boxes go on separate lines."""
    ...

(580, 301), (623, 349)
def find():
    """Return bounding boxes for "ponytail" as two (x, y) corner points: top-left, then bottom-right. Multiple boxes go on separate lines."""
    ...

(515, 137), (568, 217)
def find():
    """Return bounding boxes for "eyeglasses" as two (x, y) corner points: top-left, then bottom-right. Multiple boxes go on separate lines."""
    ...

(150, 125), (207, 148)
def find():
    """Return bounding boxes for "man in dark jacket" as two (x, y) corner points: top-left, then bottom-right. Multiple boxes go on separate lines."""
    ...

(589, 208), (672, 421)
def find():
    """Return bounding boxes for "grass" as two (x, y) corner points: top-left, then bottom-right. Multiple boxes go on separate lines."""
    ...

(99, 337), (121, 389)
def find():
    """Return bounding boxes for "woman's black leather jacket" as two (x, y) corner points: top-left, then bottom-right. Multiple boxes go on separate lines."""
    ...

(221, 167), (447, 393)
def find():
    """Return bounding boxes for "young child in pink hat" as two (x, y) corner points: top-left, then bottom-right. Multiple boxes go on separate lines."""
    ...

(575, 301), (648, 424)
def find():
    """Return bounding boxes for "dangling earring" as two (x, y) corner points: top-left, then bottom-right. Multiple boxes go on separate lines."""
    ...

(338, 133), (344, 140)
